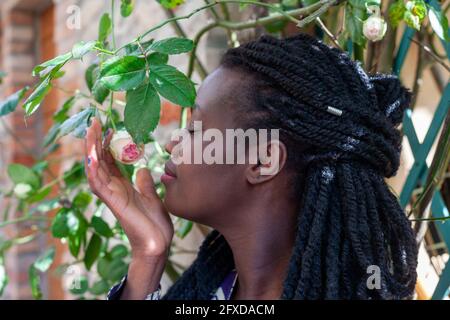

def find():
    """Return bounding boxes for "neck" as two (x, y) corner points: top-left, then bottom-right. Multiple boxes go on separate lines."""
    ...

(217, 190), (297, 299)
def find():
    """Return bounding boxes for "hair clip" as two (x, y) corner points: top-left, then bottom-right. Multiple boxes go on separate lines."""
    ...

(326, 106), (343, 116)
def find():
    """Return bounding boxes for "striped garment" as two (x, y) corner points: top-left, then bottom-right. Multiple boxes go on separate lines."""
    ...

(107, 268), (238, 300)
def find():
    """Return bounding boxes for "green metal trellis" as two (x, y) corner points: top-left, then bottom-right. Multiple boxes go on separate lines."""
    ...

(393, 0), (450, 300)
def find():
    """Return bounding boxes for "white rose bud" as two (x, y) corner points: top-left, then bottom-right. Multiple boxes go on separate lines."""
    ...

(14, 183), (33, 199)
(108, 130), (145, 164)
(363, 15), (387, 42)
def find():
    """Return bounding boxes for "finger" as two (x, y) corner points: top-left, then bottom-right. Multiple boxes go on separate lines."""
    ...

(104, 129), (113, 148)
(104, 150), (124, 177)
(102, 128), (113, 159)
(97, 160), (112, 186)
(135, 167), (159, 201)
(92, 118), (103, 161)
(102, 129), (122, 176)
(85, 120), (99, 171)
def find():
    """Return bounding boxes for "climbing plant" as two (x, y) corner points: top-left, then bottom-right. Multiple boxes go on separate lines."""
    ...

(0, 0), (448, 299)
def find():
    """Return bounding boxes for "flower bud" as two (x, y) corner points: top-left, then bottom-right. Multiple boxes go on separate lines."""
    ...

(14, 183), (32, 199)
(363, 15), (387, 42)
(108, 130), (145, 164)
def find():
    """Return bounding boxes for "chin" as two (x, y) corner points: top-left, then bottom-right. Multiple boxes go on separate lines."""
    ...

(163, 198), (211, 225)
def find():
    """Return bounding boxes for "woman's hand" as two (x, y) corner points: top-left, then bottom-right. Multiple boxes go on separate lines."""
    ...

(84, 118), (174, 259)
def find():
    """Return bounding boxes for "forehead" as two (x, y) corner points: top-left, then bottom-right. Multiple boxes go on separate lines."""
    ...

(191, 67), (246, 125)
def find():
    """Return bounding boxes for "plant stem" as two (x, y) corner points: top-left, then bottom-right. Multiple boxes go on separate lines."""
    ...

(0, 215), (50, 228)
(111, 0), (117, 49)
(108, 92), (117, 131)
(296, 0), (337, 28)
(116, 0), (326, 54)
(93, 46), (115, 55)
(186, 0), (331, 78)
(35, 163), (84, 195)
(162, 8), (208, 78)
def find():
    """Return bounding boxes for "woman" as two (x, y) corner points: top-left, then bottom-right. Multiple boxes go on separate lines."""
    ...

(84, 32), (418, 300)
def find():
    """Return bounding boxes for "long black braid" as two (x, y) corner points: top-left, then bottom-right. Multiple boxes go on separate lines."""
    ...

(162, 32), (418, 300)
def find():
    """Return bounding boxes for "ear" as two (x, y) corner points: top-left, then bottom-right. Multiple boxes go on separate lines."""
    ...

(245, 139), (288, 185)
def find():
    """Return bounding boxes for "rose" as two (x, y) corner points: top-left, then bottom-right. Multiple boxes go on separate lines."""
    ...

(108, 130), (145, 164)
(363, 15), (387, 42)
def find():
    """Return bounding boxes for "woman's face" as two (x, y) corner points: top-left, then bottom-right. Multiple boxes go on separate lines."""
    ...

(161, 67), (252, 227)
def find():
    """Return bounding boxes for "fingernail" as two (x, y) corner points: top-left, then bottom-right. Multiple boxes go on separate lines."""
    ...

(87, 156), (92, 166)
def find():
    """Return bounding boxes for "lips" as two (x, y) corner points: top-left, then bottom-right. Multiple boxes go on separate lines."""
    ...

(164, 161), (177, 178)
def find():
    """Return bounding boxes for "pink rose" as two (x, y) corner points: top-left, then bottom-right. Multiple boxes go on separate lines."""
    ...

(109, 130), (145, 164)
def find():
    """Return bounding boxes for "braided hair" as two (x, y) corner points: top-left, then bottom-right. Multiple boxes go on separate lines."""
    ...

(162, 33), (418, 300)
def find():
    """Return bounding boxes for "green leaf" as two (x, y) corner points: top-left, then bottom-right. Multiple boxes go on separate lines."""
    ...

(388, 0), (404, 27)
(110, 244), (129, 259)
(84, 233), (102, 270)
(92, 79), (110, 104)
(7, 163), (40, 189)
(53, 96), (75, 123)
(27, 185), (52, 203)
(106, 259), (128, 282)
(176, 219), (193, 238)
(34, 247), (55, 272)
(149, 64), (196, 107)
(32, 161), (49, 175)
(29, 265), (42, 299)
(28, 247), (55, 299)
(428, 6), (449, 41)
(89, 279), (110, 295)
(99, 56), (146, 91)
(51, 209), (70, 238)
(55, 107), (95, 141)
(0, 87), (29, 116)
(72, 40), (96, 60)
(68, 210), (88, 258)
(69, 275), (88, 295)
(410, 0), (426, 21)
(24, 65), (64, 116)
(63, 162), (85, 189)
(345, 1), (367, 46)
(0, 255), (8, 297)
(23, 75), (52, 116)
(85, 64), (97, 92)
(73, 192), (92, 210)
(124, 81), (160, 144)
(43, 123), (61, 148)
(146, 52), (168, 65)
(91, 216), (114, 238)
(404, 10), (421, 30)
(98, 13), (112, 43)
(32, 52), (72, 77)
(68, 233), (82, 258)
(97, 256), (111, 279)
(120, 0), (134, 17)
(148, 37), (194, 55)
(157, 0), (185, 9)
(124, 40), (154, 56)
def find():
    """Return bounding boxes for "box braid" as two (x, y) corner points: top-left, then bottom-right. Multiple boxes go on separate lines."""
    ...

(162, 32), (418, 300)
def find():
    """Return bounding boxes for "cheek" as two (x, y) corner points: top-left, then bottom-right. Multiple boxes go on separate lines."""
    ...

(164, 163), (244, 222)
